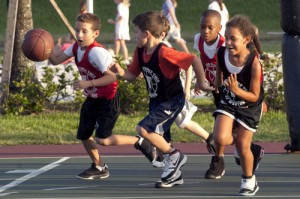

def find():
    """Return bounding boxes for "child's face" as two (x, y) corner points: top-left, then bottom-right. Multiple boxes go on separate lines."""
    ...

(134, 26), (147, 48)
(225, 27), (250, 55)
(75, 21), (99, 49)
(200, 16), (221, 45)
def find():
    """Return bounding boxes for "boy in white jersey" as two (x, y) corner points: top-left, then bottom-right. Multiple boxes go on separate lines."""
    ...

(49, 13), (154, 180)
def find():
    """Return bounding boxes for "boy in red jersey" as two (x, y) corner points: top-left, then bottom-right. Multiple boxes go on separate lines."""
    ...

(113, 10), (213, 188)
(49, 13), (154, 180)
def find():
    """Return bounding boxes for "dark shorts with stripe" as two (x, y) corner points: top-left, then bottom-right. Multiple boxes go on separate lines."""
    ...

(213, 102), (263, 132)
(77, 92), (120, 140)
(138, 93), (185, 136)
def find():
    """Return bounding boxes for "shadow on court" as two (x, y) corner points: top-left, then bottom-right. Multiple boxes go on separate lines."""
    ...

(0, 154), (300, 199)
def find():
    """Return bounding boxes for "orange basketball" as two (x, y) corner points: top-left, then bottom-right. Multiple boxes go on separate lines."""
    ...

(22, 28), (54, 62)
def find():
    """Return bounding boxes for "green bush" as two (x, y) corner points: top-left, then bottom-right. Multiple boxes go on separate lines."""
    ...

(262, 53), (285, 111)
(1, 53), (284, 115)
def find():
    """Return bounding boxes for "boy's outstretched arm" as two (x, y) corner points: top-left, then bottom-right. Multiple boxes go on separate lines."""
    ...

(192, 56), (214, 92)
(49, 44), (71, 65)
(110, 63), (137, 82)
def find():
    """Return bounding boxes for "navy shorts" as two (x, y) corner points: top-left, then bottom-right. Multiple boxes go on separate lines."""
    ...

(213, 102), (263, 132)
(77, 92), (120, 140)
(138, 93), (185, 136)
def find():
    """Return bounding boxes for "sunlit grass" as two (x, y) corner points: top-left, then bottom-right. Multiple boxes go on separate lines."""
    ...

(0, 99), (289, 146)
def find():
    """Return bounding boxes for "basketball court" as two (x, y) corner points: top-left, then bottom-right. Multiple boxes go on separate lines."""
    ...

(0, 143), (300, 198)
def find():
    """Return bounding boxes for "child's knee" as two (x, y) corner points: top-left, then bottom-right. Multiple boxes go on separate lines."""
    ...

(96, 138), (110, 146)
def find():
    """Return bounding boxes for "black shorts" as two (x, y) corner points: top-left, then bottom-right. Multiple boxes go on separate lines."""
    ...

(77, 92), (120, 140)
(138, 93), (185, 136)
(213, 103), (263, 132)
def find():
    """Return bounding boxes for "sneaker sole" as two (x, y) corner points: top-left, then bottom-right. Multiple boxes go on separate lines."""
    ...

(238, 185), (259, 196)
(161, 154), (187, 181)
(77, 173), (110, 180)
(155, 172), (183, 188)
(155, 178), (184, 188)
(205, 170), (225, 180)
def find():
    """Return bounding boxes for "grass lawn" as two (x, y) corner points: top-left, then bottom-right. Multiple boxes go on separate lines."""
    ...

(0, 98), (289, 146)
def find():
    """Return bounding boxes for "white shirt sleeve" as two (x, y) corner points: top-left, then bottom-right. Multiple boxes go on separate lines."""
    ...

(193, 33), (201, 52)
(64, 43), (75, 57)
(88, 47), (114, 73)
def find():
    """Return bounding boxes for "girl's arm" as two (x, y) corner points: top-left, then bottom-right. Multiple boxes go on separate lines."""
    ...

(226, 57), (262, 102)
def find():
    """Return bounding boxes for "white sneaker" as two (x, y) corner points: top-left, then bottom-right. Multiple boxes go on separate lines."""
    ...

(161, 150), (187, 182)
(175, 100), (197, 128)
(238, 175), (259, 196)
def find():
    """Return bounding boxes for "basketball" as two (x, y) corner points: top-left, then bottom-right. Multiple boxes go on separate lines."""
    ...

(22, 28), (54, 62)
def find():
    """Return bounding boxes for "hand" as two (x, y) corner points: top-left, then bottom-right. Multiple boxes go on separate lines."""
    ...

(185, 92), (191, 100)
(110, 63), (122, 74)
(225, 73), (239, 93)
(73, 80), (90, 90)
(195, 81), (214, 92)
(206, 134), (216, 154)
(107, 18), (115, 24)
(52, 44), (63, 56)
(56, 37), (62, 46)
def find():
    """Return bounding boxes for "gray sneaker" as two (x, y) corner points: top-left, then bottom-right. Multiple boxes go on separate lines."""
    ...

(161, 150), (187, 182)
(77, 163), (109, 180)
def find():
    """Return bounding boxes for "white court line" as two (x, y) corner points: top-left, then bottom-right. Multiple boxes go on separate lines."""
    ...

(0, 192), (18, 197)
(44, 185), (99, 191)
(0, 157), (69, 193)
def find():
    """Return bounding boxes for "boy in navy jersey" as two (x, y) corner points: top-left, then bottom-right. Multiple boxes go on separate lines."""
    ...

(113, 11), (213, 188)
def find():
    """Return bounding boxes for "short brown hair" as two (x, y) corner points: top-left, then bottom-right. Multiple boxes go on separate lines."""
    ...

(76, 13), (101, 31)
(132, 11), (169, 39)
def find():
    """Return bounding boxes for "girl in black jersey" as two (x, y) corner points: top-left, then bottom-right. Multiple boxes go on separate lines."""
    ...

(213, 15), (264, 196)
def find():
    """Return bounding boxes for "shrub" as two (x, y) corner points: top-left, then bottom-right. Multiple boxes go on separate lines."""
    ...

(262, 53), (285, 111)
(1, 53), (285, 115)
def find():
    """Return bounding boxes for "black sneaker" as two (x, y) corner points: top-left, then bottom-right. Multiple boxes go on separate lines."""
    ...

(234, 143), (264, 173)
(77, 163), (109, 180)
(206, 134), (216, 154)
(238, 175), (259, 196)
(205, 156), (225, 179)
(134, 136), (156, 163)
(161, 150), (187, 182)
(155, 171), (183, 188)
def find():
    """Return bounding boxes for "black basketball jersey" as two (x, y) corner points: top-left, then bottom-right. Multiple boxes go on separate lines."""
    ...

(217, 47), (264, 108)
(137, 43), (183, 102)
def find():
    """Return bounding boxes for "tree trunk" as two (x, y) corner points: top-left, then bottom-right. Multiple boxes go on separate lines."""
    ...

(10, 0), (34, 90)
